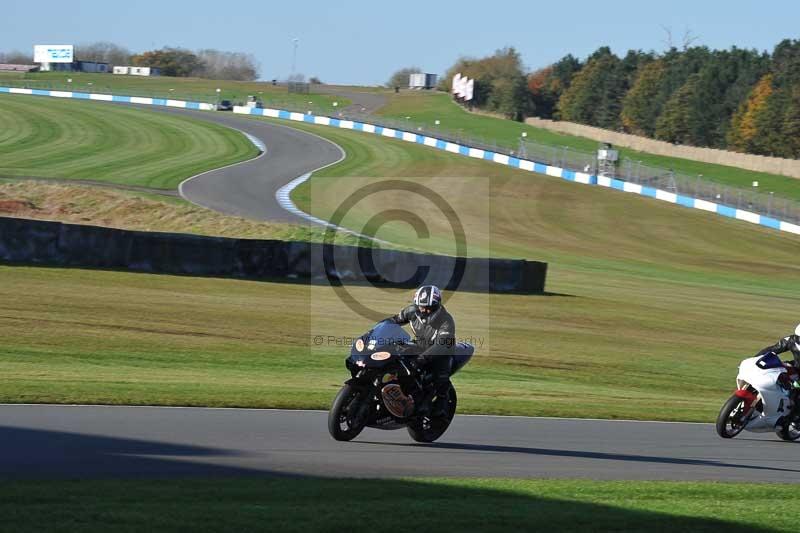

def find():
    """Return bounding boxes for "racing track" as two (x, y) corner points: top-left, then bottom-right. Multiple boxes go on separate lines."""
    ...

(1, 405), (799, 482)
(6, 97), (796, 483)
(145, 106), (343, 223)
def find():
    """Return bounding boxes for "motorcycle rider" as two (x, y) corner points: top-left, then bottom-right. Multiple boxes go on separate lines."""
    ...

(756, 324), (800, 419)
(388, 285), (456, 417)
(756, 324), (800, 365)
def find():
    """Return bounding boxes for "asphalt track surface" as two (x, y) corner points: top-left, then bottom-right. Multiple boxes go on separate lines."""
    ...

(1, 404), (799, 481)
(315, 86), (388, 114)
(146, 106), (343, 223)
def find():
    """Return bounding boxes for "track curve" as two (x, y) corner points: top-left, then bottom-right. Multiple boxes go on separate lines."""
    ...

(143, 107), (343, 223)
(1, 405), (798, 482)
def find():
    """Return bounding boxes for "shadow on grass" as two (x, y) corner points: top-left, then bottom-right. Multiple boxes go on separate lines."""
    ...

(0, 476), (778, 533)
(0, 425), (782, 532)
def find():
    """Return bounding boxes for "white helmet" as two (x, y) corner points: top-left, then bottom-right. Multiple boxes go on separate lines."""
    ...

(795, 323), (800, 337)
(413, 285), (442, 321)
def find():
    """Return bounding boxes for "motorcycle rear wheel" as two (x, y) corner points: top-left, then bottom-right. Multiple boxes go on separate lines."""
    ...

(777, 418), (800, 441)
(407, 384), (457, 443)
(328, 384), (367, 441)
(715, 394), (747, 438)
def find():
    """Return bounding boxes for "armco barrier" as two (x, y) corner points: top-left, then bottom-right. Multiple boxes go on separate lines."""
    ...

(0, 217), (548, 293)
(3, 86), (796, 238)
(0, 86), (214, 110)
(232, 105), (800, 238)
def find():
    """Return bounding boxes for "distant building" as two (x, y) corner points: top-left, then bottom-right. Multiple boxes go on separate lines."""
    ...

(0, 64), (39, 73)
(113, 66), (161, 77)
(408, 73), (438, 90)
(41, 60), (109, 73)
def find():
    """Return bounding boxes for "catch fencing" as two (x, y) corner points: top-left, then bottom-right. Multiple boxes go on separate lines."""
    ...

(255, 99), (800, 226)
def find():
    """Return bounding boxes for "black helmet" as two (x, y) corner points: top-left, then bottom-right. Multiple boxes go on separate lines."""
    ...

(413, 285), (442, 321)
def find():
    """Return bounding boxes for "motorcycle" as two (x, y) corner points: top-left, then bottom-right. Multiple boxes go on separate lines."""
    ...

(716, 352), (800, 441)
(328, 320), (474, 443)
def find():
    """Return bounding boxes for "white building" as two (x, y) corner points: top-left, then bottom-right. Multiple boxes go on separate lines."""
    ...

(113, 66), (161, 77)
(408, 73), (438, 90)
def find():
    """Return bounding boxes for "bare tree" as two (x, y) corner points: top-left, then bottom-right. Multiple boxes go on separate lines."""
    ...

(681, 28), (699, 50)
(661, 26), (699, 51)
(661, 25), (674, 50)
(387, 66), (421, 88)
(195, 49), (259, 81)
(74, 42), (132, 66)
(0, 49), (32, 64)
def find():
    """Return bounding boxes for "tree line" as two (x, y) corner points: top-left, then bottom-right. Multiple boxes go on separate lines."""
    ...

(0, 42), (259, 81)
(413, 39), (800, 158)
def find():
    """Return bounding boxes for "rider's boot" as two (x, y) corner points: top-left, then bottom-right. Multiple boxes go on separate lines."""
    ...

(430, 382), (450, 418)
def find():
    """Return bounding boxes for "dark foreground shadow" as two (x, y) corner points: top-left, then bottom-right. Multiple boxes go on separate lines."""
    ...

(361, 440), (800, 475)
(0, 426), (783, 532)
(0, 425), (286, 479)
(0, 474), (779, 533)
(0, 426), (792, 533)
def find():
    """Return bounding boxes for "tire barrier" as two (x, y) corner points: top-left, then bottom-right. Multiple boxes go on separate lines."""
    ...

(0, 217), (547, 293)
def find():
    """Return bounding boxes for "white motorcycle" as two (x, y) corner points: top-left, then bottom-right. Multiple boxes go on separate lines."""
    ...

(716, 352), (800, 440)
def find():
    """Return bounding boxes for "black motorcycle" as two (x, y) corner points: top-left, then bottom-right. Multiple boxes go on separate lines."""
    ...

(328, 320), (474, 443)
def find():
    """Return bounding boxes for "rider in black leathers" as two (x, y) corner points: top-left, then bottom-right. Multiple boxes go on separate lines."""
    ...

(388, 285), (455, 417)
(756, 325), (800, 365)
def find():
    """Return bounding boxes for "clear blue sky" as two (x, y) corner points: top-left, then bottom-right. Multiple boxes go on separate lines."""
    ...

(4, 0), (799, 85)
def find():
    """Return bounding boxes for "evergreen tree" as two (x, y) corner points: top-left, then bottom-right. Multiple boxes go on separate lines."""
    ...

(782, 86), (800, 158)
(654, 74), (700, 143)
(556, 48), (626, 129)
(621, 60), (666, 136)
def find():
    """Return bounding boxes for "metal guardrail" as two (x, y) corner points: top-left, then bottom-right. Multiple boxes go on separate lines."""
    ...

(315, 105), (800, 225)
(5, 77), (799, 224)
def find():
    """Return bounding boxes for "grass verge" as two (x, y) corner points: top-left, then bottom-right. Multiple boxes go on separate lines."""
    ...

(0, 93), (257, 189)
(378, 91), (800, 201)
(0, 71), (349, 110)
(0, 477), (791, 532)
(0, 180), (361, 244)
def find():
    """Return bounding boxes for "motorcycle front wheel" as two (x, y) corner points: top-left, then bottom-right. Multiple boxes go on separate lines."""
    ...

(328, 384), (367, 441)
(407, 384), (457, 443)
(715, 394), (747, 438)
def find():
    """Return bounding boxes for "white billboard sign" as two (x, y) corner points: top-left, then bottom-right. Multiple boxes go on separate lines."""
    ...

(452, 73), (461, 95)
(464, 78), (474, 101)
(34, 44), (74, 63)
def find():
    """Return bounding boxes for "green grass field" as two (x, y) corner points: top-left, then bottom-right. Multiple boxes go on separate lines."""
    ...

(0, 93), (257, 188)
(2, 115), (800, 420)
(0, 478), (793, 532)
(378, 91), (800, 202)
(2, 92), (800, 420)
(0, 71), (349, 111)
